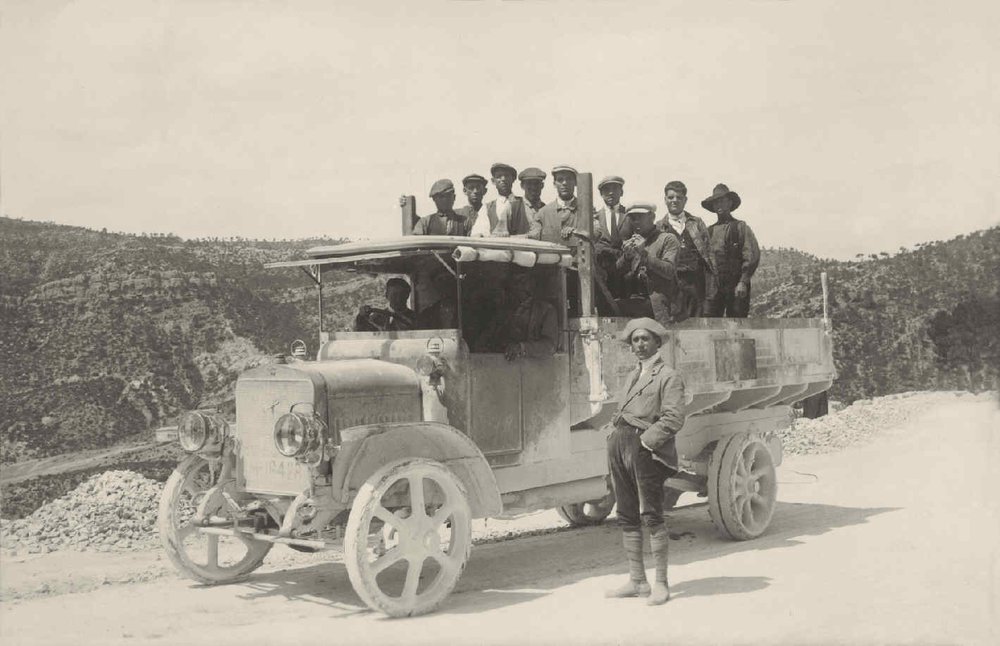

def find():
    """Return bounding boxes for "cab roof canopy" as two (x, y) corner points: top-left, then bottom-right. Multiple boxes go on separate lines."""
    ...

(265, 236), (573, 273)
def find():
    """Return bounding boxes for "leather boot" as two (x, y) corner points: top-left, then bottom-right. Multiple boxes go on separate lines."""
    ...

(605, 529), (650, 598)
(647, 525), (670, 605)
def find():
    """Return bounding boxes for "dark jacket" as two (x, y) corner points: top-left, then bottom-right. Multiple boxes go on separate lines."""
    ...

(616, 228), (678, 323)
(707, 217), (760, 291)
(457, 196), (531, 236)
(613, 355), (687, 467)
(657, 211), (714, 274)
(412, 211), (469, 236)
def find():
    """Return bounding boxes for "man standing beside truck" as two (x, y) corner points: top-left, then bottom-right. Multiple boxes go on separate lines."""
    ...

(605, 317), (686, 606)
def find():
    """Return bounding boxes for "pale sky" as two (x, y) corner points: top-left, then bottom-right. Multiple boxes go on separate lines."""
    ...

(2, 0), (998, 259)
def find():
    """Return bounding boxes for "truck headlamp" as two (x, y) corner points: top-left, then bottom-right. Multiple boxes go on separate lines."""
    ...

(178, 411), (227, 453)
(273, 412), (323, 458)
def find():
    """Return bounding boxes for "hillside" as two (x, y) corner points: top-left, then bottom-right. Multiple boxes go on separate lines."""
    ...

(1, 217), (997, 464)
(0, 218), (383, 463)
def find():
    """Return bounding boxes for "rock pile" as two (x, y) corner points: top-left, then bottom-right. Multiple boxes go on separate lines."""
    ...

(779, 390), (993, 455)
(1, 470), (163, 555)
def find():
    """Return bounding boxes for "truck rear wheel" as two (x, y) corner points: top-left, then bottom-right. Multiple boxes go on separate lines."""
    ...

(158, 455), (272, 584)
(707, 433), (777, 540)
(344, 459), (472, 617)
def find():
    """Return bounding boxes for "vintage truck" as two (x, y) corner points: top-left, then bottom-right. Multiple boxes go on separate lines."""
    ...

(157, 173), (835, 617)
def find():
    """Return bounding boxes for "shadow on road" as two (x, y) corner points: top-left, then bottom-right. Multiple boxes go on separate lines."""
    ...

(232, 501), (898, 617)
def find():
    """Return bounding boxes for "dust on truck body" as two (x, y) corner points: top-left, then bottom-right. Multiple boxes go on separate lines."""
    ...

(158, 172), (835, 617)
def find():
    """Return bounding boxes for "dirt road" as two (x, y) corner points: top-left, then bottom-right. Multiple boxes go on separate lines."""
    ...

(2, 398), (997, 645)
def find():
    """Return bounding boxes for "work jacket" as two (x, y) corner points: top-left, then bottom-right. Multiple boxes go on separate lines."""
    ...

(707, 216), (760, 288)
(612, 355), (686, 467)
(527, 197), (583, 247)
(657, 211), (714, 274)
(616, 228), (678, 322)
(411, 211), (469, 236)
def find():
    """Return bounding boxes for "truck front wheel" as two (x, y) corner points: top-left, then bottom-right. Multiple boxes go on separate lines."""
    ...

(344, 459), (472, 617)
(707, 433), (778, 540)
(158, 455), (272, 584)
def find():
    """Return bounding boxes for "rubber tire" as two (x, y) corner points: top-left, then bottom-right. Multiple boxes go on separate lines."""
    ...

(707, 433), (778, 540)
(557, 494), (615, 526)
(344, 459), (472, 617)
(158, 454), (272, 584)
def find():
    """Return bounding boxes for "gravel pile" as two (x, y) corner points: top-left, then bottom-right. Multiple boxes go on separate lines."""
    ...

(779, 390), (994, 455)
(1, 470), (163, 555)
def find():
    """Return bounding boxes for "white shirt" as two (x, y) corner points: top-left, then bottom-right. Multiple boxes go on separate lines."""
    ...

(495, 194), (512, 232)
(666, 212), (687, 235)
(638, 354), (659, 378)
(469, 205), (491, 237)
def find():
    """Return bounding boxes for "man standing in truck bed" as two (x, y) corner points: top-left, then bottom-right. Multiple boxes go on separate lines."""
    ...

(702, 183), (760, 317)
(411, 179), (469, 236)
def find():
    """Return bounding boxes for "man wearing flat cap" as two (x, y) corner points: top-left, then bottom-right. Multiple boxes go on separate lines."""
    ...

(518, 167), (547, 221)
(411, 179), (469, 236)
(657, 180), (713, 320)
(596, 175), (629, 248)
(616, 203), (680, 325)
(455, 174), (491, 237)
(605, 317), (686, 605)
(701, 183), (760, 317)
(476, 162), (531, 237)
(527, 165), (588, 246)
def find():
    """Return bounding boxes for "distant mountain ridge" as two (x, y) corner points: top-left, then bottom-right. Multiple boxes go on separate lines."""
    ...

(1, 216), (996, 463)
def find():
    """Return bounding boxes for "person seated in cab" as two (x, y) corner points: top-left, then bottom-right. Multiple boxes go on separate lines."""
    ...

(416, 271), (459, 330)
(354, 277), (416, 331)
(471, 270), (557, 361)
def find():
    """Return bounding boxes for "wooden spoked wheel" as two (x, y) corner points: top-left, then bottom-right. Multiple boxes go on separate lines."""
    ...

(708, 433), (778, 540)
(158, 455), (272, 584)
(344, 459), (472, 617)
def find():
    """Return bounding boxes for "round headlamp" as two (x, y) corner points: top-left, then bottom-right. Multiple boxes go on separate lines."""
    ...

(178, 412), (209, 452)
(178, 411), (227, 453)
(274, 412), (318, 458)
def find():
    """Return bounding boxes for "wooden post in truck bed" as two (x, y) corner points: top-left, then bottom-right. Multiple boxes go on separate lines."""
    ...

(576, 172), (596, 316)
(400, 196), (417, 235)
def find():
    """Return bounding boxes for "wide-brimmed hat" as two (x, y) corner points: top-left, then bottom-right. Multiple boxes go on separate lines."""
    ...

(619, 317), (669, 343)
(701, 183), (741, 211)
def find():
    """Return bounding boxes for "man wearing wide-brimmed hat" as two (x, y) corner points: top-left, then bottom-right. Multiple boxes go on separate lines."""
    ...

(605, 317), (686, 606)
(411, 179), (469, 236)
(701, 183), (760, 317)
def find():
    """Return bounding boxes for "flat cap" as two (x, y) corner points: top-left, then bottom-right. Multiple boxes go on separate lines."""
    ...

(518, 167), (546, 181)
(462, 173), (488, 185)
(619, 317), (670, 343)
(490, 162), (517, 177)
(625, 201), (658, 216)
(598, 175), (624, 190)
(551, 164), (578, 176)
(429, 178), (455, 198)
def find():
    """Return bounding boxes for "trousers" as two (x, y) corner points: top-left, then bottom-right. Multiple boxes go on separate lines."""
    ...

(607, 423), (675, 531)
(705, 280), (751, 318)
